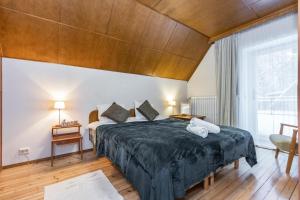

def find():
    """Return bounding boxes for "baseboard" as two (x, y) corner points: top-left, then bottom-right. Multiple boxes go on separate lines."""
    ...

(1, 148), (94, 169)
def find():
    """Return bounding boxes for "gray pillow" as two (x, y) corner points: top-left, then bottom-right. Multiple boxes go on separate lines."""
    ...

(137, 100), (159, 121)
(102, 103), (130, 123)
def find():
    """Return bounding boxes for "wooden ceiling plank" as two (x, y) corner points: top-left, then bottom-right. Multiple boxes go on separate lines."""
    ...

(130, 47), (162, 76)
(58, 25), (98, 68)
(107, 0), (151, 43)
(0, 7), (59, 63)
(139, 9), (177, 50)
(209, 3), (297, 43)
(249, 0), (296, 17)
(136, 0), (210, 38)
(0, 0), (60, 21)
(60, 0), (113, 34)
(152, 52), (181, 78)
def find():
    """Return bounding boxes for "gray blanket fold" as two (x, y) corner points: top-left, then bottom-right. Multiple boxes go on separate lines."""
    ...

(96, 119), (257, 200)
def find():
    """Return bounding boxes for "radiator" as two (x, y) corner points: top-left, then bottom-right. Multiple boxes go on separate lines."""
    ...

(189, 96), (217, 123)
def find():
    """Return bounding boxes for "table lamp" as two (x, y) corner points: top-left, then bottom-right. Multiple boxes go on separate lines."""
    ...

(54, 101), (65, 125)
(168, 100), (176, 114)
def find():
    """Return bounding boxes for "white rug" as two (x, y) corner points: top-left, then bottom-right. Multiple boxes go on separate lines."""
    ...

(44, 170), (123, 200)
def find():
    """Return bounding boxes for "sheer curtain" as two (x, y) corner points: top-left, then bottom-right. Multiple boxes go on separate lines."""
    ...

(237, 13), (298, 147)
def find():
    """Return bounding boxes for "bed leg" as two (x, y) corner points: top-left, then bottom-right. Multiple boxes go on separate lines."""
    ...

(204, 177), (209, 190)
(209, 172), (214, 185)
(234, 160), (239, 169)
(93, 146), (96, 154)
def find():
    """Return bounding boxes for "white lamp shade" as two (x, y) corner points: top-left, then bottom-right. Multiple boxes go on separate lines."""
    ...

(168, 100), (176, 106)
(54, 101), (65, 109)
(180, 103), (190, 114)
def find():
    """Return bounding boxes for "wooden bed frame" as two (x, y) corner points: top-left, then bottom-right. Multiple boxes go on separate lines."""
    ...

(88, 108), (239, 190)
(88, 108), (136, 152)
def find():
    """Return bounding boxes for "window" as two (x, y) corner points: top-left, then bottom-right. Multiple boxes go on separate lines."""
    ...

(237, 14), (297, 148)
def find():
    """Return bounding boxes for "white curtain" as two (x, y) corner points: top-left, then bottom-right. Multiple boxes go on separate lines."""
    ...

(237, 13), (298, 147)
(215, 35), (238, 126)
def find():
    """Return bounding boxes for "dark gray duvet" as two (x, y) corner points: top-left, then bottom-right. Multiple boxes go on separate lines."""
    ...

(96, 119), (257, 200)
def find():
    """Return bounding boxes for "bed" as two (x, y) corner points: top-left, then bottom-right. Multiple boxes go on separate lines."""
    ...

(88, 109), (257, 200)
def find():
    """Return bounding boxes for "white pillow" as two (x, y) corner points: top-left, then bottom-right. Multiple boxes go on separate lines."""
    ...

(96, 104), (111, 120)
(87, 116), (141, 130)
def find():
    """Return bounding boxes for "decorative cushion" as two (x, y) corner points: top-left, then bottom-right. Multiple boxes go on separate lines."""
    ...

(269, 134), (298, 153)
(102, 103), (130, 123)
(137, 100), (159, 121)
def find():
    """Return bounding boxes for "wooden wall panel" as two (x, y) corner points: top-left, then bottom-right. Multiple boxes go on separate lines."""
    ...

(153, 53), (181, 79)
(0, 0), (211, 80)
(130, 47), (162, 75)
(244, 0), (296, 17)
(177, 58), (198, 80)
(0, 8), (59, 63)
(107, 0), (150, 43)
(164, 23), (190, 56)
(58, 26), (98, 68)
(139, 10), (176, 50)
(153, 52), (198, 80)
(181, 29), (210, 60)
(137, 0), (297, 37)
(0, 0), (60, 21)
(60, 0), (113, 34)
(96, 37), (136, 73)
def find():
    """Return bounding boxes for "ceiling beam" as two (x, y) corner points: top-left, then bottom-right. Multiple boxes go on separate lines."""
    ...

(209, 3), (297, 43)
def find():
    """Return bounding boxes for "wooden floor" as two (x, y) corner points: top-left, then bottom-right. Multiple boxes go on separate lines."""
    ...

(0, 148), (298, 200)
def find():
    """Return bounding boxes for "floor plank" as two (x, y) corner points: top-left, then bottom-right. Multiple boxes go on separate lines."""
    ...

(0, 148), (298, 200)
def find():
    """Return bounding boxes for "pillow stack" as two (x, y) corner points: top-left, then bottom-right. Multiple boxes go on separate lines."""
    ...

(97, 100), (160, 123)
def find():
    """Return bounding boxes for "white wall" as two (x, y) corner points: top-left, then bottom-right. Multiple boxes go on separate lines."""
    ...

(188, 45), (216, 97)
(2, 58), (187, 166)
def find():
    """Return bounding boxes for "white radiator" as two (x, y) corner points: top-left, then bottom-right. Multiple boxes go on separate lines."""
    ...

(189, 96), (217, 123)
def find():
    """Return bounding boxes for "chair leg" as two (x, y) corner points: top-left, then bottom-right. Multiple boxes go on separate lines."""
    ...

(275, 148), (280, 159)
(286, 129), (297, 174)
(286, 151), (294, 174)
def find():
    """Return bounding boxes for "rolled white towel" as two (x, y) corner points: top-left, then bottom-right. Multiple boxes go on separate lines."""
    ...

(186, 124), (209, 138)
(190, 117), (220, 133)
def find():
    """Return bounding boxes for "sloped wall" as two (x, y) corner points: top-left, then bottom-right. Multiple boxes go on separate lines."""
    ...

(188, 45), (216, 97)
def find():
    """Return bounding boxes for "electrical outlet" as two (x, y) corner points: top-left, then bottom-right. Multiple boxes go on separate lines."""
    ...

(19, 147), (30, 155)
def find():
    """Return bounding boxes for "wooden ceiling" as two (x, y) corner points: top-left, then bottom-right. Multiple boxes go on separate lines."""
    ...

(137, 0), (297, 37)
(0, 0), (297, 80)
(0, 0), (209, 80)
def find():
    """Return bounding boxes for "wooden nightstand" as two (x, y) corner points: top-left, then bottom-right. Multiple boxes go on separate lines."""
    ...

(170, 114), (206, 121)
(51, 123), (83, 166)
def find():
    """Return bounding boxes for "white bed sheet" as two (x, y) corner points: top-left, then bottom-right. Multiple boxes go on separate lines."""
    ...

(87, 115), (167, 146)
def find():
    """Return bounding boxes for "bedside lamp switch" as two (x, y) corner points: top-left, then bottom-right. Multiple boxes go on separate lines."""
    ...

(19, 147), (30, 155)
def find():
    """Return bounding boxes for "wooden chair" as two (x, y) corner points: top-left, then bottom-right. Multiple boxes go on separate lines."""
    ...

(269, 123), (298, 174)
